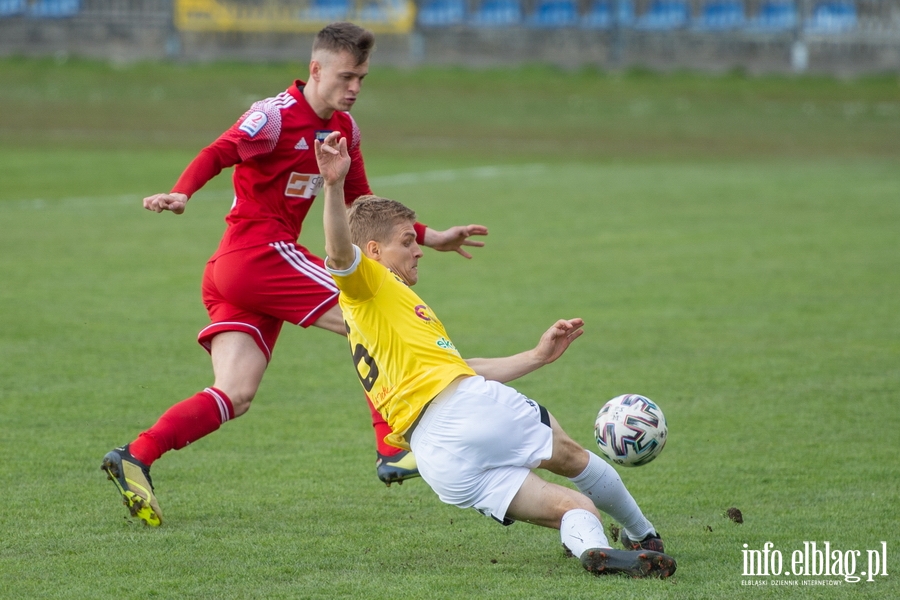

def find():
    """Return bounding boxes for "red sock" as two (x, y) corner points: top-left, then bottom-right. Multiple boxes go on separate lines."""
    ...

(129, 387), (234, 466)
(367, 393), (401, 457)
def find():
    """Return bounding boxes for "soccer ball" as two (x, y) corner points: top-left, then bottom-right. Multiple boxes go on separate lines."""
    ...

(594, 394), (667, 467)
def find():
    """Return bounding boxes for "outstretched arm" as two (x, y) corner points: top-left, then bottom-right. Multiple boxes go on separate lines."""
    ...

(143, 136), (242, 215)
(465, 318), (585, 384)
(423, 224), (489, 259)
(316, 132), (355, 270)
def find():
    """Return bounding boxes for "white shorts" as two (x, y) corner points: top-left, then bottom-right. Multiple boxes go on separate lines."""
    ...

(409, 376), (554, 524)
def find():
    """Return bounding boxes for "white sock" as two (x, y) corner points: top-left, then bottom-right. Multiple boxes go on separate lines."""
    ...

(569, 452), (656, 541)
(560, 509), (609, 558)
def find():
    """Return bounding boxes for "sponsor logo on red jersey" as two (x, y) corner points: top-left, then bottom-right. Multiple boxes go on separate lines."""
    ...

(285, 173), (324, 198)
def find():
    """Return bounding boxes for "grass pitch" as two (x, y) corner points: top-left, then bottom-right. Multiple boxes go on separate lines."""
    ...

(0, 58), (898, 599)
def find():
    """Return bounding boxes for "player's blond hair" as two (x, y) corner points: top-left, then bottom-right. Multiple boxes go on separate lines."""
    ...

(348, 196), (417, 247)
(312, 22), (375, 66)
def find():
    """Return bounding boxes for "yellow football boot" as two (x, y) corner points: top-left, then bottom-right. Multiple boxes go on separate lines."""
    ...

(376, 449), (420, 487)
(101, 445), (163, 526)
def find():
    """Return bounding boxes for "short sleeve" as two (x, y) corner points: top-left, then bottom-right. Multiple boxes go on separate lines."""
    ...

(326, 245), (385, 303)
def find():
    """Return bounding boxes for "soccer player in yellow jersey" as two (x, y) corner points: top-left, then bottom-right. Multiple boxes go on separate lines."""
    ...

(316, 132), (677, 578)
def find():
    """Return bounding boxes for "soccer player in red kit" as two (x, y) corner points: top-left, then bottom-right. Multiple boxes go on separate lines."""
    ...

(100, 21), (488, 526)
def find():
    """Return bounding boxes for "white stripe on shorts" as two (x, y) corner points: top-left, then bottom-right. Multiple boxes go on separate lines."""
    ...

(297, 293), (339, 326)
(270, 241), (338, 293)
(198, 321), (272, 361)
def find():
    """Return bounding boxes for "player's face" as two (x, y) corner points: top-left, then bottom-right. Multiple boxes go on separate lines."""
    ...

(311, 50), (369, 114)
(380, 222), (423, 286)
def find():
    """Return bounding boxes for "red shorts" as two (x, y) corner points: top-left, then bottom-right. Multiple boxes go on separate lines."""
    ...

(198, 241), (339, 361)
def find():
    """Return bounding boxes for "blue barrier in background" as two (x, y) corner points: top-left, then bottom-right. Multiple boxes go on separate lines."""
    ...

(580, 0), (635, 28)
(27, 0), (80, 16)
(0, 0), (25, 16)
(0, 0), (27, 17)
(805, 0), (856, 32)
(418, 0), (466, 24)
(358, 0), (407, 22)
(1, 0), (81, 17)
(744, 0), (797, 31)
(692, 0), (745, 30)
(527, 0), (578, 27)
(633, 0), (690, 29)
(2, 0), (860, 34)
(302, 0), (350, 21)
(469, 0), (522, 25)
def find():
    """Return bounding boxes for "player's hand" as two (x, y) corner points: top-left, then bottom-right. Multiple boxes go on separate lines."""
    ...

(143, 192), (188, 215)
(315, 131), (350, 186)
(533, 319), (585, 365)
(424, 224), (489, 259)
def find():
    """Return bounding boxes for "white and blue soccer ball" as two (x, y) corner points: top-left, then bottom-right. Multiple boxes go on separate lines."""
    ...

(594, 394), (667, 467)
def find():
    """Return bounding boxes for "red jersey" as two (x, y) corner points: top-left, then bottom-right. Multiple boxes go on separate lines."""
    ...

(172, 80), (373, 259)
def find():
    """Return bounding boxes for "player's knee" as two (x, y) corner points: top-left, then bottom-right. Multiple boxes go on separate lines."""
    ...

(545, 437), (590, 478)
(224, 387), (257, 417)
(552, 490), (599, 526)
(570, 493), (598, 515)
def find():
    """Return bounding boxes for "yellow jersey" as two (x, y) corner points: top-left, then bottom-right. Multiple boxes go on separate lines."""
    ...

(328, 246), (476, 449)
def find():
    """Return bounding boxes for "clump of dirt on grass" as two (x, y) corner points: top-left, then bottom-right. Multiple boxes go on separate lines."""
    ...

(609, 524), (620, 543)
(726, 507), (744, 524)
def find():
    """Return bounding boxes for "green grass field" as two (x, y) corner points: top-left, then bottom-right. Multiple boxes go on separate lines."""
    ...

(1, 58), (898, 599)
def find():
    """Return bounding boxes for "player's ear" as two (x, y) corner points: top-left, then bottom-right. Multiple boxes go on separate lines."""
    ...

(309, 59), (321, 82)
(365, 240), (381, 260)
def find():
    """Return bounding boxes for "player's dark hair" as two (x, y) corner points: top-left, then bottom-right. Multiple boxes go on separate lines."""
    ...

(348, 196), (416, 247)
(313, 22), (375, 66)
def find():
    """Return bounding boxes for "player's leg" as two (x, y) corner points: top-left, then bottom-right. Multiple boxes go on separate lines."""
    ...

(130, 333), (262, 462)
(366, 396), (419, 486)
(538, 413), (664, 552)
(506, 470), (599, 528)
(101, 331), (266, 526)
(506, 473), (674, 578)
(208, 331), (268, 417)
(101, 251), (278, 526)
(311, 298), (420, 486)
(409, 378), (674, 577)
